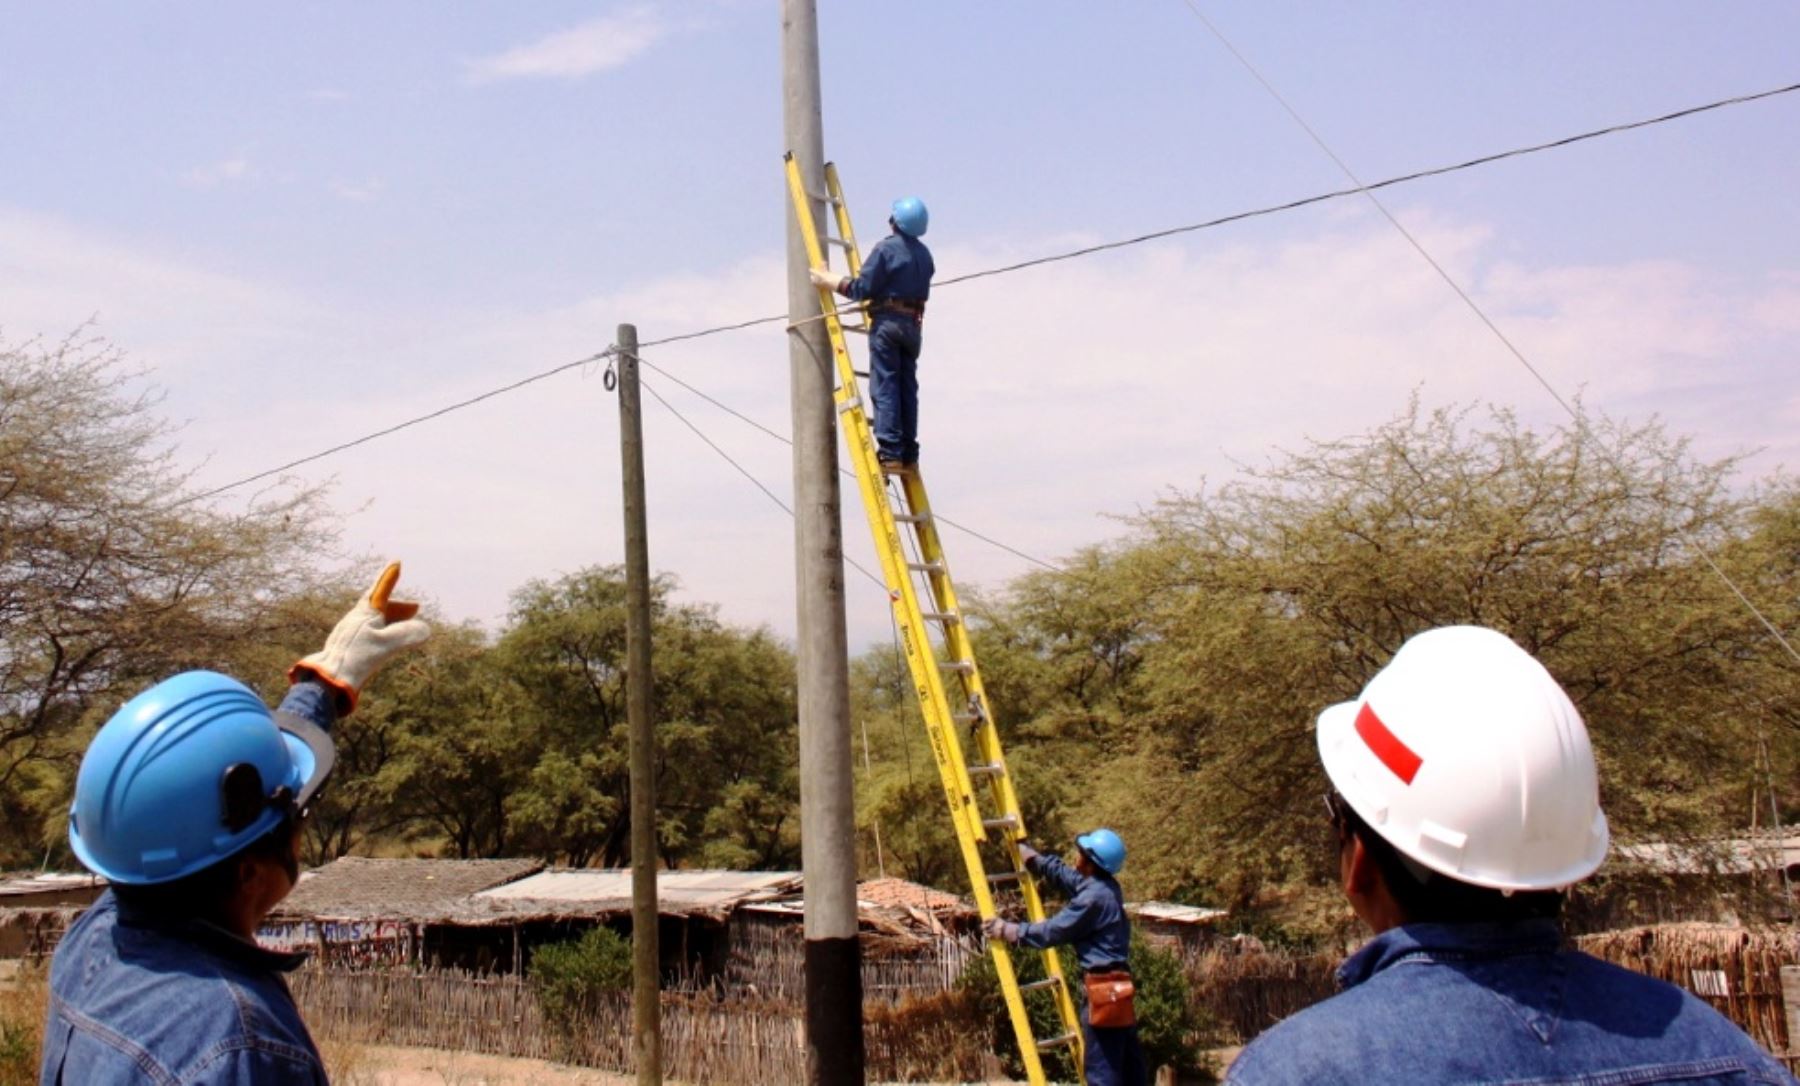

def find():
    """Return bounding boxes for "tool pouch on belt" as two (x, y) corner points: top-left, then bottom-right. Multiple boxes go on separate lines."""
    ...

(1084, 970), (1137, 1028)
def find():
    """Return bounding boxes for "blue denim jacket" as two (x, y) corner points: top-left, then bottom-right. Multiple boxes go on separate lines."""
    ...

(841, 232), (934, 307)
(1225, 920), (1797, 1086)
(1019, 852), (1132, 972)
(41, 683), (336, 1085)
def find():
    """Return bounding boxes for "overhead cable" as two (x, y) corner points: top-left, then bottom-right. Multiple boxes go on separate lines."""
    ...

(1177, 0), (1800, 668)
(636, 353), (1063, 573)
(179, 349), (614, 506)
(182, 74), (1799, 526)
(636, 370), (890, 593)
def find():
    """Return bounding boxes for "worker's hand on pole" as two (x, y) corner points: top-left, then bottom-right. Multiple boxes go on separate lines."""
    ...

(983, 917), (1023, 945)
(807, 265), (836, 290)
(1017, 840), (1040, 866)
(290, 561), (432, 715)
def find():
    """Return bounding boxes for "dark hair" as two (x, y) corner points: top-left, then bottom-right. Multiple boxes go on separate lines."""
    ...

(112, 817), (299, 921)
(1337, 800), (1562, 924)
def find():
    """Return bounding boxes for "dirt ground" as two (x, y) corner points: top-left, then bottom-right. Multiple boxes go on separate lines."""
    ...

(328, 1042), (640, 1086)
(326, 1043), (1032, 1086)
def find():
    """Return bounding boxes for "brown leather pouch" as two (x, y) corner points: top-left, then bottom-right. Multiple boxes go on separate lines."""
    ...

(1084, 970), (1136, 1028)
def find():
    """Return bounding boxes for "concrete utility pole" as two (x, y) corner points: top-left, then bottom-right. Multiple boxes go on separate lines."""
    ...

(781, 2), (866, 1082)
(616, 323), (662, 1086)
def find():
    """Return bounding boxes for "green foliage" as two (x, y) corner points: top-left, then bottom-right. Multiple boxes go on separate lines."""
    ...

(527, 925), (633, 1038)
(0, 330), (338, 867)
(956, 943), (1079, 1083)
(956, 935), (1212, 1081)
(1129, 934), (1209, 1077)
(872, 399), (1800, 940)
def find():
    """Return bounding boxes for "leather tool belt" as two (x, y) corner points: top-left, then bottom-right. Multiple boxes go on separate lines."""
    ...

(873, 299), (926, 320)
(1084, 969), (1136, 1028)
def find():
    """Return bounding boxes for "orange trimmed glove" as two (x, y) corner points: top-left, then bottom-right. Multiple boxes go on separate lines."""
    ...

(289, 562), (431, 715)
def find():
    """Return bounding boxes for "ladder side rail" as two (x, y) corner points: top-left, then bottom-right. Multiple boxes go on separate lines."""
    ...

(898, 476), (1034, 847)
(821, 163), (872, 328)
(786, 153), (1070, 1084)
(783, 155), (988, 848)
(899, 467), (1089, 1074)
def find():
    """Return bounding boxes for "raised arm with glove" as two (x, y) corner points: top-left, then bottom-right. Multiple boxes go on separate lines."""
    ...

(289, 561), (432, 715)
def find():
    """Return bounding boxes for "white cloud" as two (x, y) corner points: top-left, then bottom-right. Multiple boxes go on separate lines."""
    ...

(0, 210), (321, 379)
(2, 206), (1793, 648)
(183, 155), (258, 189)
(329, 178), (385, 203)
(465, 6), (675, 84)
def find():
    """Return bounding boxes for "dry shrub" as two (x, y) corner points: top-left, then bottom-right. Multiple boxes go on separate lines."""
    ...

(315, 1033), (371, 1084)
(864, 987), (993, 1083)
(0, 963), (48, 1086)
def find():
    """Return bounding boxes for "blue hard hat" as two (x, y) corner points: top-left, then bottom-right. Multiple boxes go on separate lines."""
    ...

(890, 196), (928, 237)
(69, 671), (335, 885)
(1077, 828), (1127, 875)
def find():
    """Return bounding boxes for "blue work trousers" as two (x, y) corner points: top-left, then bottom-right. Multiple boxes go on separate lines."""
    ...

(869, 315), (921, 463)
(1084, 1009), (1149, 1086)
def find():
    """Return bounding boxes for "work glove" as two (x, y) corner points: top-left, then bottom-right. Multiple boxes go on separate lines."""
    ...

(1017, 840), (1040, 866)
(983, 917), (1023, 945)
(289, 562), (431, 716)
(807, 265), (837, 291)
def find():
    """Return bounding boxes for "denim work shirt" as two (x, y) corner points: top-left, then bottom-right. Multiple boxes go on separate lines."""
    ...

(841, 232), (934, 309)
(1019, 852), (1132, 972)
(1225, 920), (1797, 1086)
(41, 682), (337, 1086)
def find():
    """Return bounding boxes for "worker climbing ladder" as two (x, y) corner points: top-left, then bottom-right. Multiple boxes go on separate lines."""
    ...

(784, 153), (1086, 1085)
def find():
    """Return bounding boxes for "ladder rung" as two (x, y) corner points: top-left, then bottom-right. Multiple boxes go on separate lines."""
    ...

(907, 561), (944, 573)
(967, 762), (1004, 779)
(919, 610), (960, 625)
(894, 512), (931, 524)
(836, 398), (863, 415)
(1036, 1032), (1080, 1050)
(1020, 978), (1062, 992)
(844, 324), (868, 336)
(985, 871), (1021, 885)
(806, 189), (838, 205)
(953, 711), (981, 724)
(983, 814), (1020, 832)
(825, 237), (852, 249)
(940, 660), (974, 673)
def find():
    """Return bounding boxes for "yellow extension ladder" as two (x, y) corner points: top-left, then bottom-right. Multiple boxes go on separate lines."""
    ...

(784, 153), (1086, 1085)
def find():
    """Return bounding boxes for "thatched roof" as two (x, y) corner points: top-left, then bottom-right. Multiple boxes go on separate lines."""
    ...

(272, 857), (543, 921)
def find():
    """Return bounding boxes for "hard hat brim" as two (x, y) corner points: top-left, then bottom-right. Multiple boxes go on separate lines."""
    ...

(275, 710), (336, 816)
(1317, 694), (1609, 892)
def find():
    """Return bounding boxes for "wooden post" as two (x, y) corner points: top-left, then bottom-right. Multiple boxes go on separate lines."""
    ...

(1781, 965), (1800, 1054)
(617, 323), (662, 1084)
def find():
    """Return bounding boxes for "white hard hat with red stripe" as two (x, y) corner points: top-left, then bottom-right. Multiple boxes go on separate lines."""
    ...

(1317, 625), (1609, 892)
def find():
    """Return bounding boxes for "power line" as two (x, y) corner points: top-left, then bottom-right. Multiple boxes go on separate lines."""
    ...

(637, 353), (1065, 573)
(1177, 1), (1800, 668)
(178, 349), (614, 506)
(636, 370), (890, 594)
(938, 76), (1800, 290)
(180, 74), (1799, 520)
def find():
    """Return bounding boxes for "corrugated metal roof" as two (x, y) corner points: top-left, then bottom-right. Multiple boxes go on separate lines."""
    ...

(477, 869), (801, 908)
(0, 872), (105, 898)
(1613, 834), (1800, 876)
(1127, 901), (1227, 924)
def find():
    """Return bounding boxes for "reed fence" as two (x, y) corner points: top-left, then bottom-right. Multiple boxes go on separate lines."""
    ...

(1576, 925), (1798, 1057)
(295, 923), (1800, 1080)
(1181, 923), (1800, 1058)
(291, 969), (989, 1084)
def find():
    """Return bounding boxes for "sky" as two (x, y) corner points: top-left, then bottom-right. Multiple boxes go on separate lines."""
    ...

(4, 2), (1798, 652)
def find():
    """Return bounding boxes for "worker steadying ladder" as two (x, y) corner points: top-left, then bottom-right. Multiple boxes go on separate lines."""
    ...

(810, 195), (934, 474)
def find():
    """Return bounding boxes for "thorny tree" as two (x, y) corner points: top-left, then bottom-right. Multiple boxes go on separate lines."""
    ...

(0, 331), (334, 864)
